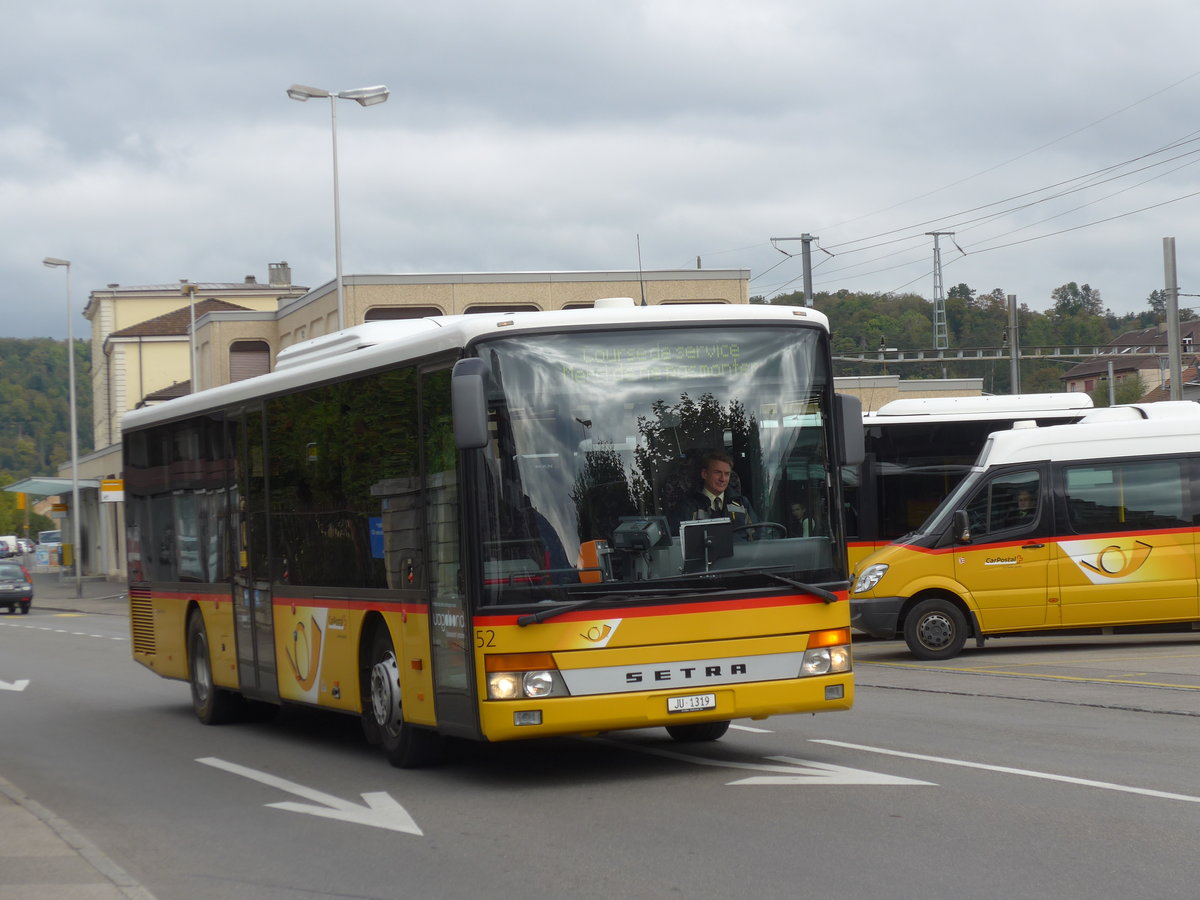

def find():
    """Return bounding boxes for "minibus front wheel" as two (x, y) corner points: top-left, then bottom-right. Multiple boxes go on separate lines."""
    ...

(904, 597), (968, 660)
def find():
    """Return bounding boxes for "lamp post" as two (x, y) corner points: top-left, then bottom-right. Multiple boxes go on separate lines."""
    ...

(181, 281), (198, 390)
(286, 83), (389, 332)
(42, 257), (82, 598)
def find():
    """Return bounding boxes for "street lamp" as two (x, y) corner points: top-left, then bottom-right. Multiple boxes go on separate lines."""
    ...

(286, 83), (389, 331)
(181, 281), (199, 390)
(42, 256), (82, 598)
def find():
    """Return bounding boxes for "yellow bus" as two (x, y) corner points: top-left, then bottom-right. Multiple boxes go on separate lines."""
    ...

(844, 393), (1093, 573)
(850, 401), (1200, 659)
(124, 300), (862, 766)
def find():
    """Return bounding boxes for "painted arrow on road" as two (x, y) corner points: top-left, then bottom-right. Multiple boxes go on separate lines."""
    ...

(197, 757), (423, 835)
(727, 755), (935, 786)
(606, 740), (934, 786)
(0, 679), (29, 692)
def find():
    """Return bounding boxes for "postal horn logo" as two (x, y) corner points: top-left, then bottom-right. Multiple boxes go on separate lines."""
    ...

(1079, 540), (1153, 579)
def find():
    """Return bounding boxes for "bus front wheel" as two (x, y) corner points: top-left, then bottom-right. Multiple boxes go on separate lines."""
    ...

(186, 610), (241, 724)
(904, 597), (968, 660)
(364, 627), (443, 768)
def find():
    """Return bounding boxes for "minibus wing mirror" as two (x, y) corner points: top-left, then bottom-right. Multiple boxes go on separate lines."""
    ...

(451, 358), (489, 449)
(953, 509), (971, 543)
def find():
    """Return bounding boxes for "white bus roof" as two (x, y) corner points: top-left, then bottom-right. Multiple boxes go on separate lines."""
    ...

(978, 401), (1200, 467)
(865, 393), (1092, 424)
(122, 301), (830, 432)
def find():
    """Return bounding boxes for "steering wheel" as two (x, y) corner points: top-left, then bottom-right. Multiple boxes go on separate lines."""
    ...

(732, 522), (787, 540)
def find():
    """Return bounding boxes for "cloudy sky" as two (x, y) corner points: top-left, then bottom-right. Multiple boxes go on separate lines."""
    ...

(6, 0), (1200, 339)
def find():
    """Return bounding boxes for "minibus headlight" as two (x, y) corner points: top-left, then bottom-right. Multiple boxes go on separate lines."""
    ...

(853, 563), (889, 594)
(800, 644), (853, 676)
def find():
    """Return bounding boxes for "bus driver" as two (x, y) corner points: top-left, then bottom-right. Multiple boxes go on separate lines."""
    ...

(673, 451), (755, 531)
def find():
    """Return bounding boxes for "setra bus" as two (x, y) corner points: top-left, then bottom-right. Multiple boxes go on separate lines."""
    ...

(124, 299), (863, 766)
(844, 393), (1093, 572)
(851, 401), (1200, 659)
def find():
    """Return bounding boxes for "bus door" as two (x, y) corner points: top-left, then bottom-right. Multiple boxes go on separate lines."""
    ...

(1055, 457), (1197, 627)
(232, 406), (279, 704)
(422, 366), (480, 739)
(954, 469), (1053, 632)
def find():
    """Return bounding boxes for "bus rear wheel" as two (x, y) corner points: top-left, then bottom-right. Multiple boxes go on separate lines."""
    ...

(666, 720), (731, 742)
(364, 627), (442, 768)
(904, 597), (968, 660)
(186, 610), (241, 724)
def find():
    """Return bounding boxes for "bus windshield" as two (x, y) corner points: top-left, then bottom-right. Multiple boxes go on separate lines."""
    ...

(470, 325), (841, 605)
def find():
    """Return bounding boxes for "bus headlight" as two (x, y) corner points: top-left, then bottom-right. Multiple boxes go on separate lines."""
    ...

(523, 670), (555, 697)
(801, 644), (852, 676)
(485, 654), (568, 700)
(853, 563), (889, 594)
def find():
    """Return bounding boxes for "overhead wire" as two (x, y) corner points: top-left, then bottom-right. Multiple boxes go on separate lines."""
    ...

(747, 71), (1200, 301)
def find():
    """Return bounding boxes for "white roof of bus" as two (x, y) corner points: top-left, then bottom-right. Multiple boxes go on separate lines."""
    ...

(122, 301), (830, 431)
(865, 393), (1092, 424)
(978, 401), (1200, 467)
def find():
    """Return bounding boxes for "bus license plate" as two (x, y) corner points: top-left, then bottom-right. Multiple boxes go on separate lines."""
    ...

(667, 693), (716, 714)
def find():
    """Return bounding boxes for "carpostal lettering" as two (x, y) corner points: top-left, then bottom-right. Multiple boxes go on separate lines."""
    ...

(626, 662), (748, 684)
(984, 555), (1021, 566)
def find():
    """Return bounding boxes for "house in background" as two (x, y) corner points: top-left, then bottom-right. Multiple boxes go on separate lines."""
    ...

(1060, 320), (1200, 400)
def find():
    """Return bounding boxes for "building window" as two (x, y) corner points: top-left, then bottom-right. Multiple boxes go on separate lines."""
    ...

(364, 306), (444, 321)
(464, 304), (541, 315)
(230, 340), (270, 383)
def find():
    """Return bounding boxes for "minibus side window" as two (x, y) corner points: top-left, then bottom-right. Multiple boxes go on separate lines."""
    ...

(963, 471), (1040, 536)
(1063, 460), (1188, 534)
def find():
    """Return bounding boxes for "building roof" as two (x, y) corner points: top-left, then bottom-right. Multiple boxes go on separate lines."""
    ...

(1139, 366), (1200, 402)
(109, 299), (253, 338)
(1061, 320), (1200, 379)
(140, 381), (192, 403)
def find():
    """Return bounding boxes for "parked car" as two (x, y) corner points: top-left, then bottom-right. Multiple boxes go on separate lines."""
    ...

(15, 538), (33, 554)
(0, 541), (10, 558)
(0, 561), (33, 614)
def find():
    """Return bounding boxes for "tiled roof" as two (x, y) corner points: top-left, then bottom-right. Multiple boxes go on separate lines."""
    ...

(1139, 366), (1200, 402)
(140, 380), (192, 402)
(109, 299), (252, 338)
(1062, 321), (1200, 378)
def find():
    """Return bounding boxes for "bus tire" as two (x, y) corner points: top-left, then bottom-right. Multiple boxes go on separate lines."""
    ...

(904, 597), (968, 660)
(666, 720), (731, 742)
(186, 610), (241, 725)
(365, 627), (442, 768)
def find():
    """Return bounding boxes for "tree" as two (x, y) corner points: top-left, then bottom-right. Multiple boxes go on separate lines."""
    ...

(1051, 282), (1103, 319)
(1090, 374), (1148, 407)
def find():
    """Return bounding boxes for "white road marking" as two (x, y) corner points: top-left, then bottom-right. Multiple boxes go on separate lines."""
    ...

(196, 757), (423, 835)
(814, 739), (1200, 804)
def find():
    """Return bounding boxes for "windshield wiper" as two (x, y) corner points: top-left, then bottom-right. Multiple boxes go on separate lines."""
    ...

(516, 587), (703, 626)
(694, 565), (840, 604)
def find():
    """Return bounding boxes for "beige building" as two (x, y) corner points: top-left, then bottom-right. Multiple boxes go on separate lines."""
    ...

(58, 267), (752, 578)
(833, 375), (983, 413)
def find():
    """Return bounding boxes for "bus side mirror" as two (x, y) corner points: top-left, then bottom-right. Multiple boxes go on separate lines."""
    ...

(451, 358), (489, 449)
(953, 509), (971, 543)
(835, 393), (865, 467)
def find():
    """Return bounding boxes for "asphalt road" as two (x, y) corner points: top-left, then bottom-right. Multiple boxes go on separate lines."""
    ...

(6, 587), (1200, 899)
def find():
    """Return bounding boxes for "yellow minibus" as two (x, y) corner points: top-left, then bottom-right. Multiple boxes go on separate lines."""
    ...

(850, 401), (1200, 659)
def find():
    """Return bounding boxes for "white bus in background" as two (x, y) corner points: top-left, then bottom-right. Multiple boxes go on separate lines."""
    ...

(845, 393), (1095, 571)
